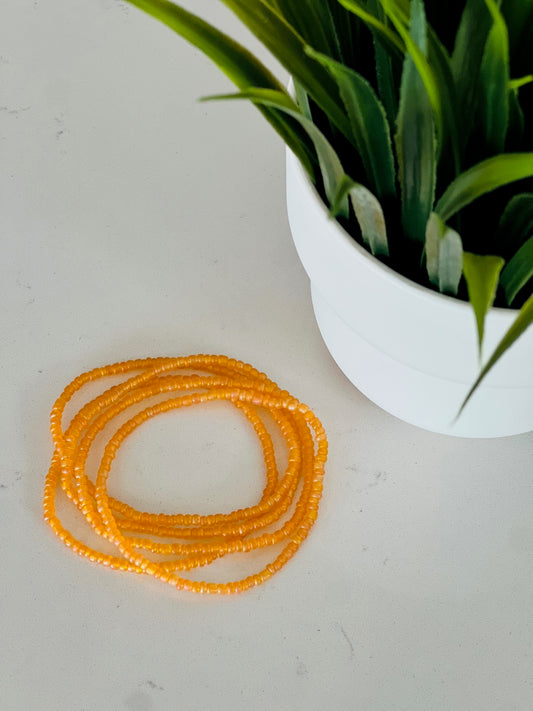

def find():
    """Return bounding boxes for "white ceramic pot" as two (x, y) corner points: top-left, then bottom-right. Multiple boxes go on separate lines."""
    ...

(286, 147), (533, 438)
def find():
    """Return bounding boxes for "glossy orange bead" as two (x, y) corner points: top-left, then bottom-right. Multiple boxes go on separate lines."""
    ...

(43, 355), (328, 594)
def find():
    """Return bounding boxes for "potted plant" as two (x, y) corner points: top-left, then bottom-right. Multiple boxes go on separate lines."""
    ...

(119, 0), (533, 437)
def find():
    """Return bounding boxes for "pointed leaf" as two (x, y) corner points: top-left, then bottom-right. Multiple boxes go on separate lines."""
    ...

(427, 28), (461, 174)
(436, 154), (533, 222)
(458, 294), (533, 415)
(305, 47), (396, 200)
(395, 0), (437, 243)
(330, 175), (389, 257)
(451, 0), (492, 148)
(462, 252), (505, 352)
(425, 213), (463, 295)
(480, 0), (510, 153)
(500, 236), (533, 305)
(202, 88), (349, 217)
(377, 3), (460, 172)
(380, 0), (443, 141)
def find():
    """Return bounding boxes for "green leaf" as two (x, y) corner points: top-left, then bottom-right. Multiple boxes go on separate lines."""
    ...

(451, 0), (492, 149)
(500, 236), (533, 305)
(376, 3), (461, 173)
(380, 0), (443, 141)
(122, 0), (316, 177)
(436, 154), (533, 223)
(305, 47), (396, 200)
(496, 193), (533, 258)
(480, 0), (510, 153)
(214, 0), (352, 139)
(330, 175), (390, 257)
(458, 294), (533, 416)
(427, 28), (461, 175)
(509, 75), (533, 91)
(462, 252), (505, 352)
(395, 0), (437, 243)
(425, 213), (463, 295)
(202, 88), (350, 217)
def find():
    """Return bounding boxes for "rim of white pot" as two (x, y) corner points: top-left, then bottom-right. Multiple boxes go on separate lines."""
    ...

(291, 147), (520, 324)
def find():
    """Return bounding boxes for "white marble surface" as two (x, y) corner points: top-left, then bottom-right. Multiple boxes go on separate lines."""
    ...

(2, 1), (533, 709)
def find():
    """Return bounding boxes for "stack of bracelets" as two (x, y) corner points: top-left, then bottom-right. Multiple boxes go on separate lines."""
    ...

(43, 355), (328, 594)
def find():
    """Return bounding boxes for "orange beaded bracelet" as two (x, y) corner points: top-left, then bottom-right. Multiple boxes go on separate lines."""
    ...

(43, 355), (328, 594)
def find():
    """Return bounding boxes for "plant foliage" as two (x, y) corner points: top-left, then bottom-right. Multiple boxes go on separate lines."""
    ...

(122, 0), (533, 411)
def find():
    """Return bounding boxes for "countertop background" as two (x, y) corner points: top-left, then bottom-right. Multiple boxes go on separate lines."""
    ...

(2, 1), (533, 709)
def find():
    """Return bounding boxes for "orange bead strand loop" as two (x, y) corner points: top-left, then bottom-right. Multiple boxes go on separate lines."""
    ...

(43, 355), (328, 594)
